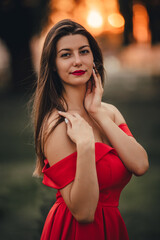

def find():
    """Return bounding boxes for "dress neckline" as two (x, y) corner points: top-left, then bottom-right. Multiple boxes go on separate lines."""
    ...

(43, 123), (127, 168)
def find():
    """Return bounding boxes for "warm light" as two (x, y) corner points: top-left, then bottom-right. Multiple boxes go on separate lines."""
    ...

(133, 3), (151, 43)
(87, 10), (103, 28)
(108, 13), (125, 28)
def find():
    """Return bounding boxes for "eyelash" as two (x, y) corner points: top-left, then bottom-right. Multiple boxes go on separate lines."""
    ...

(61, 53), (70, 58)
(61, 49), (90, 58)
(81, 49), (89, 54)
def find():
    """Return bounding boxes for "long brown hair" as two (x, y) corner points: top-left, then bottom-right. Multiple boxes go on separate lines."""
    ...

(32, 19), (105, 177)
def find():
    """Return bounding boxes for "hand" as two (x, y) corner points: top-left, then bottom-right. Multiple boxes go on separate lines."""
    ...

(84, 69), (104, 115)
(58, 111), (94, 145)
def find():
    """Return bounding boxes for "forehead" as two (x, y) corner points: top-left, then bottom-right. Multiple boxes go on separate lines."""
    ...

(56, 34), (90, 50)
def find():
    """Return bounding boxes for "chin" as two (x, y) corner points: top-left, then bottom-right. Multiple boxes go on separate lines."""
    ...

(71, 75), (90, 84)
(75, 78), (90, 85)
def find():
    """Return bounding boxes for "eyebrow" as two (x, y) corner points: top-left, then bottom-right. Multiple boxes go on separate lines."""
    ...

(57, 45), (90, 54)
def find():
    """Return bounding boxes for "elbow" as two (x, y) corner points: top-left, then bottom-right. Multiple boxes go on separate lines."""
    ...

(76, 216), (94, 224)
(74, 211), (95, 223)
(71, 196), (99, 223)
(134, 162), (149, 176)
(134, 153), (149, 176)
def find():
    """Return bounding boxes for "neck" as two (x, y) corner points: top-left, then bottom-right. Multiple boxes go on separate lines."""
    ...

(62, 84), (87, 114)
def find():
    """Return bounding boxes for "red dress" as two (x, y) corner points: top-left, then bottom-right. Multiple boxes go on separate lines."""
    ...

(41, 123), (133, 240)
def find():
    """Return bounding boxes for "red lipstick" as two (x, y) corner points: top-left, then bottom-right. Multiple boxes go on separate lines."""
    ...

(71, 70), (86, 76)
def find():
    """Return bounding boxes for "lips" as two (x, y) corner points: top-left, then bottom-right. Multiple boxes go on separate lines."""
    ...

(71, 70), (86, 76)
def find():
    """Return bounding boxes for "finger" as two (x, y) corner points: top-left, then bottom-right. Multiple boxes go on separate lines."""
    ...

(92, 69), (99, 88)
(64, 117), (72, 129)
(58, 111), (75, 124)
(93, 69), (103, 90)
(58, 111), (74, 118)
(93, 63), (99, 75)
(64, 118), (69, 124)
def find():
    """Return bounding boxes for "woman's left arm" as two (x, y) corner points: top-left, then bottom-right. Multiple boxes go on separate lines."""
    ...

(91, 104), (149, 176)
(84, 69), (149, 176)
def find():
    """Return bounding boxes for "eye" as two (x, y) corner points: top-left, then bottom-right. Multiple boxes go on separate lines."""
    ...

(80, 49), (90, 54)
(61, 52), (70, 58)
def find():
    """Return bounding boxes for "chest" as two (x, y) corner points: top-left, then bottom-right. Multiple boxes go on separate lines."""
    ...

(96, 151), (132, 191)
(85, 116), (111, 146)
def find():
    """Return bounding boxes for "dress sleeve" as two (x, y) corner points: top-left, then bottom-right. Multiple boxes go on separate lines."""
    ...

(42, 152), (77, 190)
(118, 123), (133, 137)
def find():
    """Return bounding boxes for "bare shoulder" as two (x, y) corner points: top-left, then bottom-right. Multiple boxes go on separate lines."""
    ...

(44, 109), (76, 166)
(101, 102), (126, 125)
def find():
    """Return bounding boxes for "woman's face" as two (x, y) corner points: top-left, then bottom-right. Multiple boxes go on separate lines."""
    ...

(55, 34), (94, 87)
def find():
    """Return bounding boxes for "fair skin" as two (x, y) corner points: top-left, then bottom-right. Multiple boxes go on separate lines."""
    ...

(44, 34), (149, 223)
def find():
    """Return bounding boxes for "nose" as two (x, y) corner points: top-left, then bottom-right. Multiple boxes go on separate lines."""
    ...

(73, 53), (82, 67)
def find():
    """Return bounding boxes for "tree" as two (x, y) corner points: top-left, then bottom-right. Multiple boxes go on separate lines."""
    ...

(144, 0), (160, 44)
(119, 0), (160, 45)
(118, 0), (134, 45)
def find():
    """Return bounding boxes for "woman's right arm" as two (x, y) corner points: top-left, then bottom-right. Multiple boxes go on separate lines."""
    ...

(44, 111), (99, 223)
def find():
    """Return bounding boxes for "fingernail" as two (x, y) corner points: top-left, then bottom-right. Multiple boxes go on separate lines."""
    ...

(58, 111), (62, 113)
(65, 118), (68, 124)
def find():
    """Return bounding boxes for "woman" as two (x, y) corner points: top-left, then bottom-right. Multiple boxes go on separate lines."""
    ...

(32, 19), (149, 240)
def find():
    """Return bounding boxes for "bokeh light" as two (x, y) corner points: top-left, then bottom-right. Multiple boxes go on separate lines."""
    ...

(108, 13), (125, 34)
(133, 3), (151, 43)
(87, 10), (103, 28)
(108, 13), (125, 28)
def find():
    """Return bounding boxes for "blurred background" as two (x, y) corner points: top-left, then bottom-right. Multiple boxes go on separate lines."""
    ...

(0, 0), (160, 239)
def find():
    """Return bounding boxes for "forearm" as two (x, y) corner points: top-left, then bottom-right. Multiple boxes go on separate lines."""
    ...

(91, 108), (149, 176)
(70, 141), (99, 222)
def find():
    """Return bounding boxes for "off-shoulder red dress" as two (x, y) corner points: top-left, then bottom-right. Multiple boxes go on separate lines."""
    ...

(41, 123), (133, 240)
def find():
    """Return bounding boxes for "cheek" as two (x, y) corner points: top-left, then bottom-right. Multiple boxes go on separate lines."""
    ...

(86, 55), (94, 68)
(88, 67), (93, 76)
(56, 61), (67, 78)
